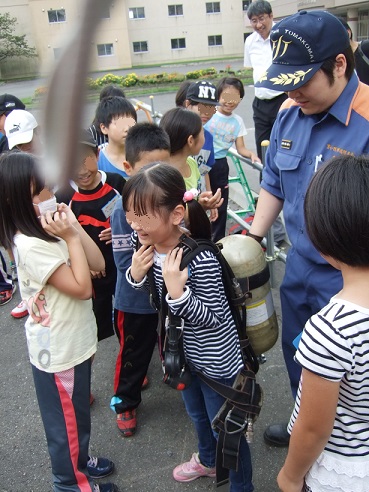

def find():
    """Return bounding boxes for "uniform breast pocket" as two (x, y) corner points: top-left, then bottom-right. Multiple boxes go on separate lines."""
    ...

(274, 151), (302, 205)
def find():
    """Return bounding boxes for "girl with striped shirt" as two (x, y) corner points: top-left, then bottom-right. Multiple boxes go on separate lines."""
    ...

(278, 155), (369, 492)
(124, 163), (254, 491)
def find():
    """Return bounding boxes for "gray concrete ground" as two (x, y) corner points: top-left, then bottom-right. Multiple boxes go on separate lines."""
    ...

(0, 70), (294, 492)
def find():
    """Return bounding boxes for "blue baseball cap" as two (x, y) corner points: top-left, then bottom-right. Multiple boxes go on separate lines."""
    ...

(256, 10), (350, 91)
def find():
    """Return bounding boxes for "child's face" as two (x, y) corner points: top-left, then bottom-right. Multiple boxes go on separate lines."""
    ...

(74, 148), (99, 189)
(32, 187), (55, 217)
(191, 127), (205, 155)
(126, 200), (184, 248)
(101, 115), (136, 146)
(218, 85), (242, 115)
(186, 103), (216, 124)
(124, 149), (171, 177)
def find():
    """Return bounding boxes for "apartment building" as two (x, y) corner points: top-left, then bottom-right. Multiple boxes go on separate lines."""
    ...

(1, 0), (369, 79)
(1, 0), (251, 78)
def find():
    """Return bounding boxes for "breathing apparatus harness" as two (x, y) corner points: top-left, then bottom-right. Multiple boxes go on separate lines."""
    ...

(145, 234), (263, 489)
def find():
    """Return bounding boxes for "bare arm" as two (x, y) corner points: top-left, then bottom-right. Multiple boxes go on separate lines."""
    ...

(58, 202), (105, 272)
(235, 136), (260, 164)
(277, 369), (340, 492)
(204, 174), (219, 221)
(41, 212), (93, 299)
(249, 188), (284, 238)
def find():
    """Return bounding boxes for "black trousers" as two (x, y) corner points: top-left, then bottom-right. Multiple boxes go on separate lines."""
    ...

(252, 93), (288, 160)
(92, 274), (116, 342)
(112, 309), (158, 413)
(32, 359), (93, 491)
(209, 157), (229, 243)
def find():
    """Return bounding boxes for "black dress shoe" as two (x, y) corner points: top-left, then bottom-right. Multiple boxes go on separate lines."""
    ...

(263, 423), (290, 447)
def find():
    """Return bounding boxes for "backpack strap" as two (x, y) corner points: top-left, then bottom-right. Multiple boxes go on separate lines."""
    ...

(179, 234), (259, 374)
(144, 238), (192, 389)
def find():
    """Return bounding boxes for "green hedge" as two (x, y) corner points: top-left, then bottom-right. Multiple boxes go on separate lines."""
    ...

(34, 67), (252, 99)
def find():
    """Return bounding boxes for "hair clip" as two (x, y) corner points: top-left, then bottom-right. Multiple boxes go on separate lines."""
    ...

(183, 188), (199, 203)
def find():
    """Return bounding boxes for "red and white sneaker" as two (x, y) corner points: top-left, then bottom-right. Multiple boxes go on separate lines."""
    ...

(1, 283), (16, 307)
(11, 300), (28, 319)
(173, 453), (216, 482)
(116, 409), (136, 437)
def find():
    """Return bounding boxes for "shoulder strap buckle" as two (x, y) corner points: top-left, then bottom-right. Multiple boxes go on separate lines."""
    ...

(165, 315), (184, 333)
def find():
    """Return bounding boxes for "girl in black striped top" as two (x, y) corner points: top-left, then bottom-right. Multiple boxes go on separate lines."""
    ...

(124, 163), (254, 491)
(278, 155), (369, 492)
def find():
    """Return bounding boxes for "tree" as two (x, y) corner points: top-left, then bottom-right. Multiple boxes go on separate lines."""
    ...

(0, 12), (37, 63)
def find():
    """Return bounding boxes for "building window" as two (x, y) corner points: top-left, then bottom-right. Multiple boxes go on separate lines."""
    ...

(206, 2), (220, 14)
(208, 35), (222, 46)
(48, 9), (66, 23)
(97, 43), (114, 56)
(133, 41), (148, 53)
(128, 7), (145, 19)
(242, 0), (251, 11)
(358, 10), (369, 41)
(168, 4), (183, 16)
(171, 38), (186, 49)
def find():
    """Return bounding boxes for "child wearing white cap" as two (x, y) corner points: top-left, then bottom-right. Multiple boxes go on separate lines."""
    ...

(4, 109), (40, 153)
(4, 109), (40, 319)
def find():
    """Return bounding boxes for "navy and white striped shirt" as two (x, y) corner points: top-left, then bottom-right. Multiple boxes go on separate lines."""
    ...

(289, 298), (369, 481)
(127, 236), (243, 379)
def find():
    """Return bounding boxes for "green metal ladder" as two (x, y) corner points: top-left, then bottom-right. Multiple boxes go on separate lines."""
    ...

(227, 152), (256, 217)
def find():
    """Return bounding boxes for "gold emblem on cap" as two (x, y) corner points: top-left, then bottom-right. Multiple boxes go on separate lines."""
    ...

(270, 69), (313, 86)
(272, 36), (293, 60)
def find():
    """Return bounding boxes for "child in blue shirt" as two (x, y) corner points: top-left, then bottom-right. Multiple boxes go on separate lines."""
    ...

(110, 123), (171, 437)
(205, 77), (260, 241)
(96, 96), (137, 178)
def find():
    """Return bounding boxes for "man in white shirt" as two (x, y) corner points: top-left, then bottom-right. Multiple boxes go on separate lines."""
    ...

(244, 0), (287, 161)
(244, 0), (287, 246)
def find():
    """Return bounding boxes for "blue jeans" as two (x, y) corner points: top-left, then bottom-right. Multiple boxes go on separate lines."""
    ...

(181, 372), (254, 492)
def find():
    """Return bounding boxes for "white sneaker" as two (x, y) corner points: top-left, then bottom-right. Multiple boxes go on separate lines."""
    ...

(11, 300), (28, 319)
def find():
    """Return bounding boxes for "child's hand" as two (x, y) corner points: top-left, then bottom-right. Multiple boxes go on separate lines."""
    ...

(131, 245), (154, 282)
(277, 467), (304, 492)
(90, 269), (106, 279)
(57, 203), (79, 226)
(41, 211), (79, 242)
(250, 152), (261, 164)
(99, 227), (112, 245)
(163, 247), (188, 299)
(209, 208), (219, 222)
(198, 188), (224, 210)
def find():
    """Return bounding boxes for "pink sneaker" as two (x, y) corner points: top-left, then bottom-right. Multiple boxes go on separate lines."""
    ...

(173, 452), (216, 482)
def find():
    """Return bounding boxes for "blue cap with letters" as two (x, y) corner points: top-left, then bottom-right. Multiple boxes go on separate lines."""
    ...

(256, 10), (350, 91)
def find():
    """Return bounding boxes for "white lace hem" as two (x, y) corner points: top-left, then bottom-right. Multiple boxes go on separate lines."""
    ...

(305, 451), (369, 492)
